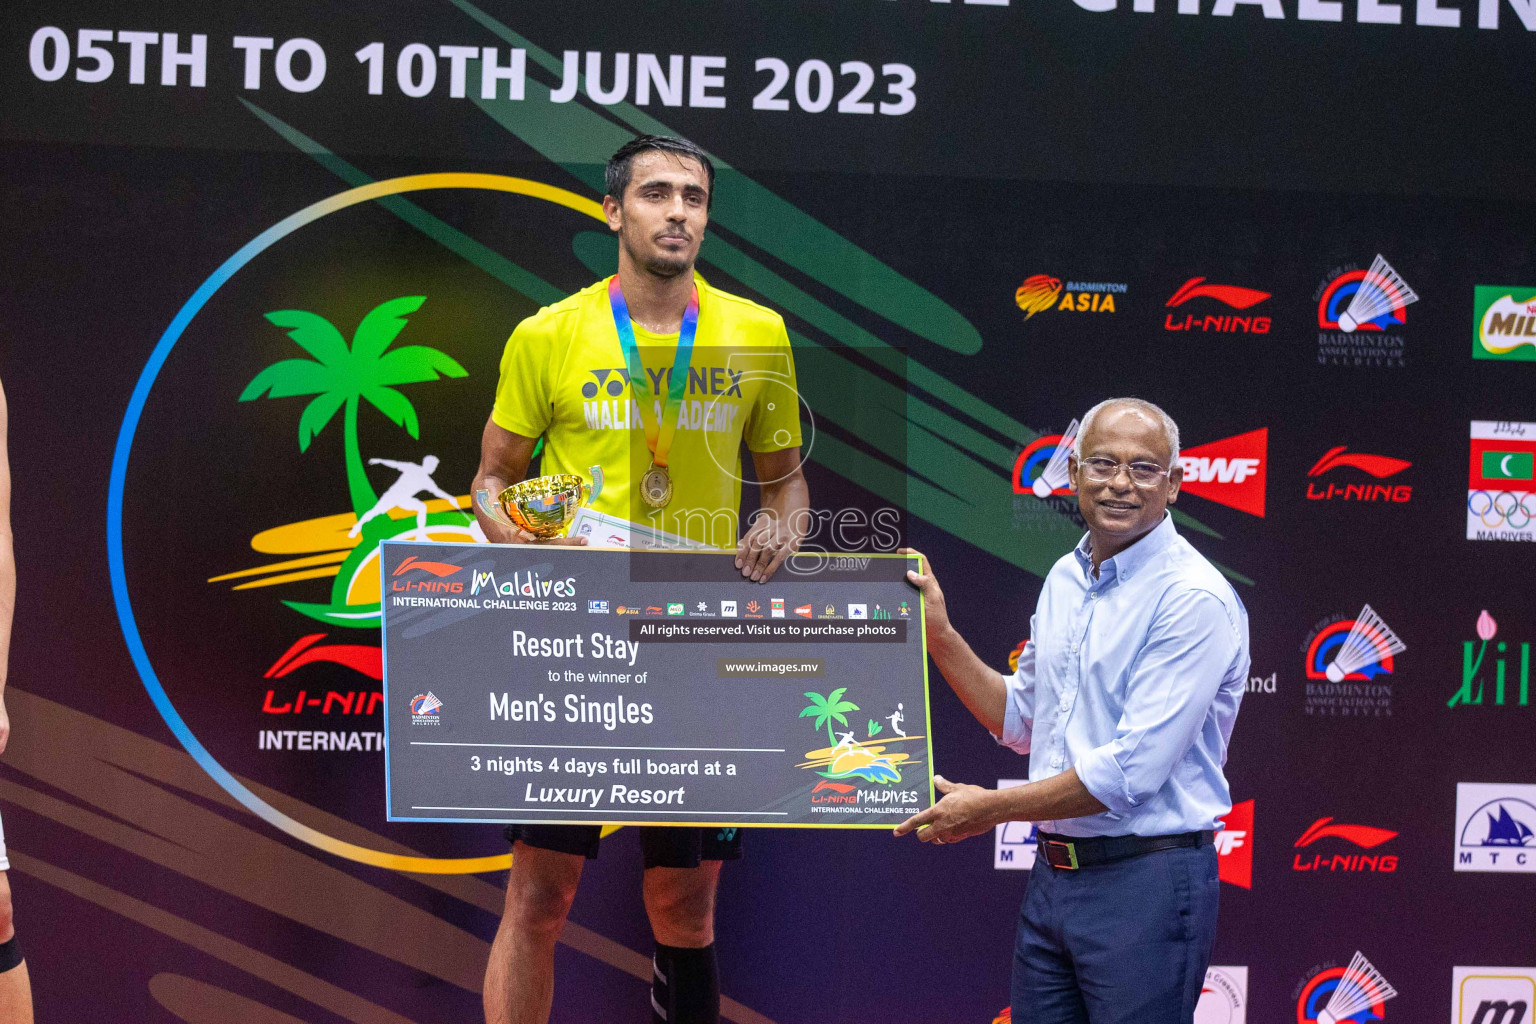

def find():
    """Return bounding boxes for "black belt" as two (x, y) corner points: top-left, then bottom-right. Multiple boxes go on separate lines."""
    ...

(1038, 830), (1213, 870)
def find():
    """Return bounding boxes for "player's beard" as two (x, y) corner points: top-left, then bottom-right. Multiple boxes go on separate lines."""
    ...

(622, 229), (693, 280)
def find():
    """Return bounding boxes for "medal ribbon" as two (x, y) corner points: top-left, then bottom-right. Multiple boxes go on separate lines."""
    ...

(608, 276), (698, 469)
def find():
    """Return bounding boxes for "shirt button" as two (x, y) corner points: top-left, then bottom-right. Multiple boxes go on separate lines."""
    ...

(1051, 755), (1063, 768)
(1091, 592), (1099, 600)
(1059, 699), (1069, 711)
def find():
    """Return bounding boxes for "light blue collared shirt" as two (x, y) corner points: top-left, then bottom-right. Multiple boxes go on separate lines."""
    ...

(999, 514), (1249, 837)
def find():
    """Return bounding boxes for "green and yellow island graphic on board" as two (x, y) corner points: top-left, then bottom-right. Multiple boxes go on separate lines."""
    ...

(797, 688), (924, 784)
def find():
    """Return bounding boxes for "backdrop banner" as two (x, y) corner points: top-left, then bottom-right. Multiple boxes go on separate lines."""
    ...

(1, 1), (1533, 1022)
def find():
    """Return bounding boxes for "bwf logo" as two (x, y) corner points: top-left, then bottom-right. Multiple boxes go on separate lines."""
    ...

(1452, 967), (1534, 1024)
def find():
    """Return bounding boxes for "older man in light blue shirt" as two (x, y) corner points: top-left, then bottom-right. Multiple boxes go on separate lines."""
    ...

(898, 397), (1249, 1024)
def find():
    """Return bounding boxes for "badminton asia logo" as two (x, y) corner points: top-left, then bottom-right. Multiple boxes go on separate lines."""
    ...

(1291, 816), (1399, 873)
(1315, 255), (1419, 368)
(1473, 285), (1536, 362)
(1449, 610), (1531, 709)
(1305, 446), (1412, 504)
(1163, 277), (1272, 334)
(1455, 783), (1536, 873)
(1014, 274), (1127, 320)
(1176, 428), (1268, 517)
(1302, 604), (1405, 717)
(1467, 421), (1536, 543)
(1295, 952), (1398, 1024)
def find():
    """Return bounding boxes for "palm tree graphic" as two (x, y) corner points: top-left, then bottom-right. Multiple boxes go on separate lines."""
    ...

(240, 296), (466, 533)
(238, 296), (468, 628)
(799, 688), (860, 747)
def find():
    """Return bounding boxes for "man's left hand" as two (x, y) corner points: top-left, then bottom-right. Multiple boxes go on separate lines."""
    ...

(735, 511), (798, 583)
(893, 775), (1000, 845)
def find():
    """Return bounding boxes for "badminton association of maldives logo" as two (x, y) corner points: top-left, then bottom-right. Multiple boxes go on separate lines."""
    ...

(1315, 255), (1419, 368)
(1302, 604), (1405, 717)
(1013, 418), (1080, 498)
(1295, 952), (1398, 1024)
(410, 691), (443, 724)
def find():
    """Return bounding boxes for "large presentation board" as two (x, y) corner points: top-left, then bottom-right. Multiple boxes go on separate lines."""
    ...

(381, 542), (932, 827)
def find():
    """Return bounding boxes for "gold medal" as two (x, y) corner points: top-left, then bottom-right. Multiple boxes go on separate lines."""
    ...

(640, 463), (673, 509)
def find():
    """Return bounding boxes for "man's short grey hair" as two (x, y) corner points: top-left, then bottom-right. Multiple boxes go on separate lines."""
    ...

(1071, 398), (1181, 464)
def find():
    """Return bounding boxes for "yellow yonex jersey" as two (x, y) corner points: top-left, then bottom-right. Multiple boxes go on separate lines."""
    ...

(492, 274), (802, 548)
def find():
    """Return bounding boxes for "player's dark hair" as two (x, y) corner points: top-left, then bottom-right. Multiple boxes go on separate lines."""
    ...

(605, 135), (715, 209)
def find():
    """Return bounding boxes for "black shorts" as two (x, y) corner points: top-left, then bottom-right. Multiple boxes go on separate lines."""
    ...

(504, 824), (743, 869)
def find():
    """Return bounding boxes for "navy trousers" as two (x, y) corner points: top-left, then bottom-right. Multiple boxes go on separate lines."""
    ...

(1011, 843), (1220, 1024)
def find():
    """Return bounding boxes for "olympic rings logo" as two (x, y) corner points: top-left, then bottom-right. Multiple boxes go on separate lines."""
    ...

(1468, 490), (1536, 529)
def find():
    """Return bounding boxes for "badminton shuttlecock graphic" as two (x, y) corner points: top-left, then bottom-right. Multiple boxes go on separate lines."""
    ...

(1315, 951), (1397, 1024)
(1032, 418), (1081, 498)
(1015, 275), (1063, 320)
(411, 692), (443, 715)
(1337, 254), (1419, 332)
(1325, 604), (1406, 683)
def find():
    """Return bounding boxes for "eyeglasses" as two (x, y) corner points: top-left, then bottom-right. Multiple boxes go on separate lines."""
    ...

(1077, 457), (1170, 487)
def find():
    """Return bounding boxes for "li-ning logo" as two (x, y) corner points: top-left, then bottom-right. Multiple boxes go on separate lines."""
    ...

(1163, 277), (1271, 334)
(1306, 446), (1412, 504)
(1014, 274), (1124, 319)
(391, 555), (465, 593)
(410, 691), (443, 725)
(1176, 428), (1267, 517)
(811, 779), (858, 804)
(1292, 817), (1399, 872)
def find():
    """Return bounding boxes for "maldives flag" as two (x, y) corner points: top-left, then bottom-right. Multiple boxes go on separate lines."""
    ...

(1470, 421), (1536, 488)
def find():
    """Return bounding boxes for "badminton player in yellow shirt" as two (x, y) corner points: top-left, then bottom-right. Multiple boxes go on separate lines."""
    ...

(472, 135), (809, 1024)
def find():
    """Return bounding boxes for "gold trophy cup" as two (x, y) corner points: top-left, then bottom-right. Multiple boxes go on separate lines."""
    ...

(476, 465), (605, 539)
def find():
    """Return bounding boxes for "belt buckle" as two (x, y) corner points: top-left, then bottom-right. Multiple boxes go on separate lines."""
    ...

(1043, 839), (1079, 870)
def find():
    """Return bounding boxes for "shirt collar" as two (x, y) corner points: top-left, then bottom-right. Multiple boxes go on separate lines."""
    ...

(1073, 512), (1177, 584)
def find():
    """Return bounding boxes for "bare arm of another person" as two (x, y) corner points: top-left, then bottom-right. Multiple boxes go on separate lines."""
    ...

(0, 380), (14, 755)
(471, 418), (587, 547)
